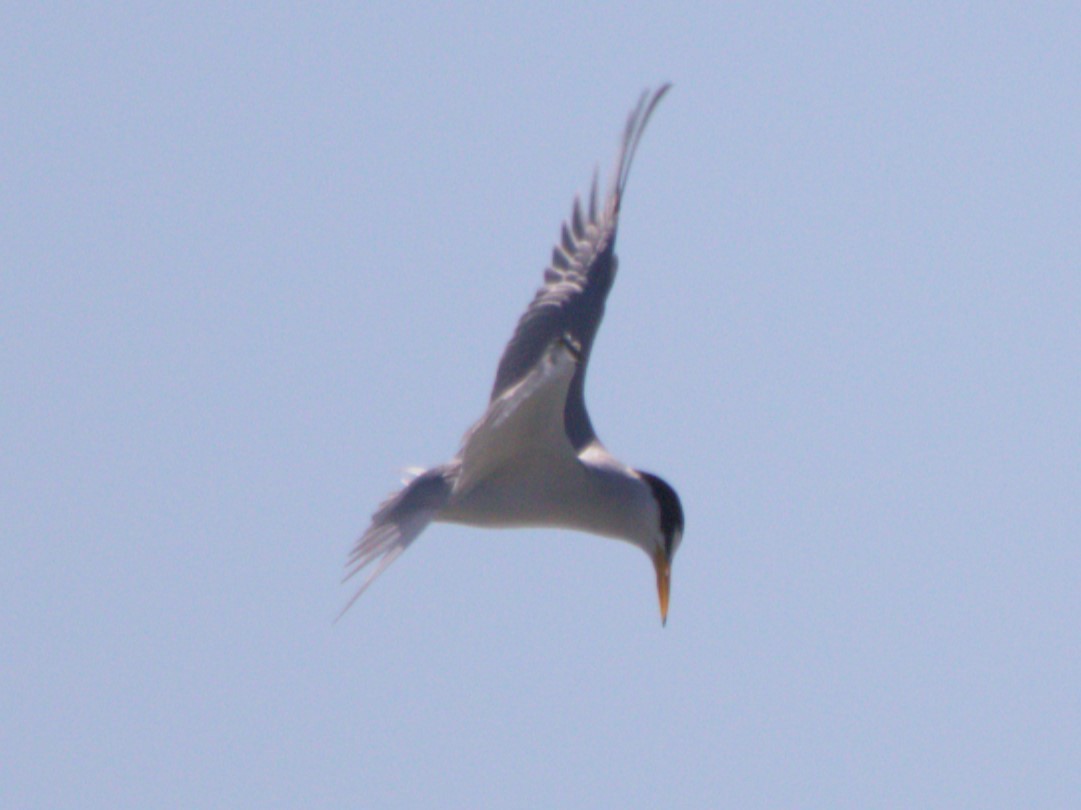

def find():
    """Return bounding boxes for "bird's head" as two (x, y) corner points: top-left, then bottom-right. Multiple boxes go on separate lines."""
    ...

(636, 470), (684, 626)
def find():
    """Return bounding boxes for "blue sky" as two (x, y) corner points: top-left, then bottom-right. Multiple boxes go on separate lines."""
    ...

(3, 4), (1079, 807)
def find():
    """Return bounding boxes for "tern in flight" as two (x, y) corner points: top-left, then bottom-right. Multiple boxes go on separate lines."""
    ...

(341, 85), (683, 623)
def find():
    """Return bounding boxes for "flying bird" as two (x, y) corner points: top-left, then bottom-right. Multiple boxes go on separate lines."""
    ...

(342, 85), (683, 623)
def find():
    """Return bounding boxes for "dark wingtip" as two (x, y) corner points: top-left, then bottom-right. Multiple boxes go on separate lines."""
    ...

(611, 84), (673, 214)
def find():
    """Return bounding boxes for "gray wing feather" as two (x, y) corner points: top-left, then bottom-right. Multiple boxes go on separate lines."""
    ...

(489, 84), (671, 450)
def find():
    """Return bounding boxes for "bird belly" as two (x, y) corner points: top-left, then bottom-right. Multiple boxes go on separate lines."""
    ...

(437, 463), (581, 528)
(436, 457), (645, 543)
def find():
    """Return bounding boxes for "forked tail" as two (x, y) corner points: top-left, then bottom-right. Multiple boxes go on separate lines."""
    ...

(337, 465), (454, 620)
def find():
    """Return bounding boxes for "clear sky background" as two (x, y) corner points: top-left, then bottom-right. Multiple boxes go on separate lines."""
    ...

(3, 4), (1079, 808)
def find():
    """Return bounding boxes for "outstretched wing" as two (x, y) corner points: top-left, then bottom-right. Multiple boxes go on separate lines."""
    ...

(489, 84), (671, 450)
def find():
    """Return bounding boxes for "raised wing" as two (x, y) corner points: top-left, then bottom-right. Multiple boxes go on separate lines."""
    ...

(456, 337), (580, 496)
(489, 84), (671, 450)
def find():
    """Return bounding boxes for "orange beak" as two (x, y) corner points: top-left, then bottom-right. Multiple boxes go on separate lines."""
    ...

(653, 548), (671, 626)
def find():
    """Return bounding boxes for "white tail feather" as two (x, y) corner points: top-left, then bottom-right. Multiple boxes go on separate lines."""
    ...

(337, 466), (453, 620)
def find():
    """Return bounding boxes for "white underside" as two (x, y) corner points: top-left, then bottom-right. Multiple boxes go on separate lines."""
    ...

(436, 341), (656, 548)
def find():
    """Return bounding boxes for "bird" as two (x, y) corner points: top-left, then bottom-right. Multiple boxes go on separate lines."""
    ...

(341, 85), (683, 624)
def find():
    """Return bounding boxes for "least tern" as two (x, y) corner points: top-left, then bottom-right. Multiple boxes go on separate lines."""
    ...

(342, 85), (683, 624)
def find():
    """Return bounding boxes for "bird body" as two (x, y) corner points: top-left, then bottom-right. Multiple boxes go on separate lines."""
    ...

(342, 86), (683, 623)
